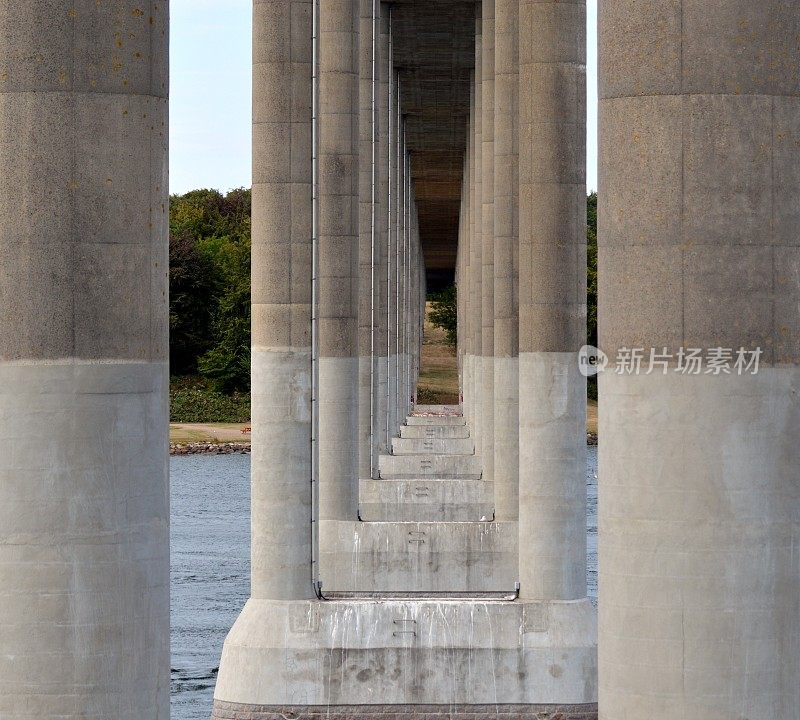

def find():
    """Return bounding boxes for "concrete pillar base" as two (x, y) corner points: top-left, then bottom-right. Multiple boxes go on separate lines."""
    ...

(213, 598), (597, 708)
(212, 701), (598, 720)
(318, 519), (517, 592)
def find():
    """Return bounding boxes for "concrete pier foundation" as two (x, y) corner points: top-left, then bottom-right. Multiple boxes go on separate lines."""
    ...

(599, 2), (800, 717)
(0, 2), (169, 717)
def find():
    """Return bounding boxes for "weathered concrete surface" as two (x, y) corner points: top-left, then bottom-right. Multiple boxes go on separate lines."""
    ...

(318, 0), (360, 521)
(599, 3), (800, 717)
(379, 453), (481, 480)
(250, 0), (315, 601)
(319, 521), (516, 592)
(391, 436), (474, 455)
(492, 0), (519, 521)
(359, 478), (494, 522)
(374, 4), (391, 457)
(214, 599), (597, 706)
(480, 0), (495, 488)
(517, 0), (587, 603)
(406, 415), (466, 427)
(212, 702), (599, 720)
(401, 424), (471, 439)
(0, 3), (169, 717)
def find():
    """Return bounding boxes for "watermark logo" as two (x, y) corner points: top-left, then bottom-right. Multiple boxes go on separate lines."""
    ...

(578, 346), (762, 376)
(578, 345), (609, 377)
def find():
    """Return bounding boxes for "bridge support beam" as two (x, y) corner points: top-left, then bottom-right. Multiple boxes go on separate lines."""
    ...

(517, 0), (588, 602)
(0, 3), (169, 717)
(599, 2), (800, 717)
(492, 0), (519, 520)
(317, 0), (360, 521)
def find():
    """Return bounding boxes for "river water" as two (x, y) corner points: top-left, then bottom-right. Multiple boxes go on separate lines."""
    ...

(170, 447), (599, 720)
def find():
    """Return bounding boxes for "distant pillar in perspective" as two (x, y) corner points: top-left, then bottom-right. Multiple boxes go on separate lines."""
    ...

(481, 0), (495, 486)
(517, 0), (587, 601)
(375, 2), (391, 455)
(0, 2), (169, 717)
(599, 3), (800, 717)
(493, 0), (519, 519)
(318, 0), (360, 521)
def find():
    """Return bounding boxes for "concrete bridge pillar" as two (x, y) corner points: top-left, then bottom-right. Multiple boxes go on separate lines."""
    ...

(471, 19), (484, 460)
(318, 0), (360, 521)
(395, 130), (406, 426)
(250, 0), (315, 599)
(599, 3), (800, 717)
(493, 0), (519, 519)
(0, 2), (169, 716)
(481, 0), (496, 486)
(375, 3), (391, 455)
(517, 0), (587, 601)
(357, 0), (377, 479)
(458, 141), (471, 411)
(387, 62), (399, 438)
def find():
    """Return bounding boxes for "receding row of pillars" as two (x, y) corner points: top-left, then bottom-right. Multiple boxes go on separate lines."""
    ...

(458, 0), (588, 602)
(252, 0), (426, 602)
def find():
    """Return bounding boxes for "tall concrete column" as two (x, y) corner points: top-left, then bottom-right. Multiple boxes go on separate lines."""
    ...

(396, 136), (406, 423)
(357, 0), (376, 478)
(599, 3), (800, 717)
(318, 0), (360, 520)
(374, 3), (390, 456)
(470, 23), (483, 456)
(250, 0), (314, 599)
(387, 61), (398, 438)
(463, 83), (475, 423)
(481, 0), (495, 483)
(0, 3), (169, 716)
(517, 0), (586, 600)
(493, 0), (519, 519)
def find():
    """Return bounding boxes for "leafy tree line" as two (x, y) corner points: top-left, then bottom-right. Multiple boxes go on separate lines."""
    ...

(170, 189), (251, 394)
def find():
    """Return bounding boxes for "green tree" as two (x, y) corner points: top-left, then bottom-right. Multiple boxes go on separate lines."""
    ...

(428, 285), (457, 347)
(169, 228), (216, 374)
(169, 188), (252, 392)
(196, 234), (252, 392)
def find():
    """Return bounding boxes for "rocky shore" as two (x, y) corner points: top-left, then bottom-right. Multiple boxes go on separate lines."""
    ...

(171, 442), (251, 456)
(172, 435), (598, 455)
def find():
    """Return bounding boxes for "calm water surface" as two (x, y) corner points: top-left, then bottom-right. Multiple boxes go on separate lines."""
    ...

(170, 447), (599, 719)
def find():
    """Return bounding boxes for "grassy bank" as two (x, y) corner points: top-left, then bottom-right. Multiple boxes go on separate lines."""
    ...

(170, 376), (250, 423)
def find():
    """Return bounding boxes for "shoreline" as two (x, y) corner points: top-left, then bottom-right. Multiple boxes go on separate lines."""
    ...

(171, 434), (599, 456)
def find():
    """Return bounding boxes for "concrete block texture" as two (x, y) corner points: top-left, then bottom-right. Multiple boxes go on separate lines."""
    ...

(0, 4), (169, 717)
(391, 436), (474, 455)
(379, 453), (481, 480)
(599, 370), (800, 720)
(251, 350), (314, 600)
(406, 415), (466, 427)
(319, 520), (517, 593)
(518, 0), (586, 355)
(400, 424), (471, 439)
(518, 353), (587, 601)
(359, 478), (494, 522)
(213, 598), (597, 706)
(0, 362), (169, 719)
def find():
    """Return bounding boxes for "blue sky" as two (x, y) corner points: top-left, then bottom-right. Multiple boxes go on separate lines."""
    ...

(169, 0), (599, 194)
